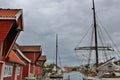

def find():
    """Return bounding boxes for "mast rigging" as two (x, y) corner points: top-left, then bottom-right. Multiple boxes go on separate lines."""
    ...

(92, 0), (99, 68)
(56, 34), (58, 72)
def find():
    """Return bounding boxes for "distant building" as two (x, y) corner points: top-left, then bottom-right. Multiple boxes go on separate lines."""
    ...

(64, 66), (72, 72)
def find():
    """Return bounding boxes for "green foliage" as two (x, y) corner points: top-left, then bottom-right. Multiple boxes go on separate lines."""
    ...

(43, 63), (54, 72)
(72, 67), (77, 71)
(43, 64), (53, 69)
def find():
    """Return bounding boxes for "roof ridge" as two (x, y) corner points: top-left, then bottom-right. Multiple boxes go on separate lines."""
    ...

(0, 8), (21, 10)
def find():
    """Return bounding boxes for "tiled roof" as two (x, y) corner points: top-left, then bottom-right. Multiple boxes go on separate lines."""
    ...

(13, 43), (31, 63)
(0, 8), (24, 30)
(0, 8), (22, 19)
(19, 45), (42, 52)
(38, 55), (46, 61)
(16, 49), (31, 63)
(8, 50), (26, 65)
(35, 55), (46, 66)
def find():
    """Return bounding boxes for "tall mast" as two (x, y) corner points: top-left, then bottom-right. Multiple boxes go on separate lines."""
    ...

(92, 0), (99, 67)
(56, 34), (58, 72)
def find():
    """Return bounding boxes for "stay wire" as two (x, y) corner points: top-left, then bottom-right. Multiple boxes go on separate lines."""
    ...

(75, 24), (93, 48)
(74, 50), (82, 65)
(59, 53), (62, 67)
(88, 23), (94, 64)
(96, 15), (120, 58)
(97, 21), (108, 61)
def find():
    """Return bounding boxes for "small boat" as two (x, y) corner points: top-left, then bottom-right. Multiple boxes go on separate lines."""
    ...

(75, 0), (120, 80)
(49, 34), (63, 80)
(49, 64), (63, 79)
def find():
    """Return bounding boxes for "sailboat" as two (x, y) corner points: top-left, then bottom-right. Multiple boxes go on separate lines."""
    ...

(49, 34), (63, 80)
(75, 0), (120, 80)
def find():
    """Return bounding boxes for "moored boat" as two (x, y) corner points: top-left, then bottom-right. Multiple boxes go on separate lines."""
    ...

(75, 0), (120, 79)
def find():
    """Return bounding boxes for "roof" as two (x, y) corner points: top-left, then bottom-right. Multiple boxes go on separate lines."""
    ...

(35, 55), (46, 67)
(16, 49), (31, 63)
(13, 43), (31, 63)
(38, 55), (46, 61)
(19, 45), (42, 53)
(0, 8), (24, 30)
(0, 9), (22, 20)
(8, 50), (26, 65)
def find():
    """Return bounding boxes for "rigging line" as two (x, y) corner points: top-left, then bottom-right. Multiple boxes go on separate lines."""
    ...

(75, 50), (95, 65)
(59, 53), (62, 67)
(77, 51), (86, 65)
(75, 20), (95, 65)
(97, 23), (108, 61)
(75, 23), (93, 48)
(88, 25), (94, 65)
(96, 16), (110, 46)
(74, 50), (82, 65)
(81, 52), (94, 62)
(96, 15), (120, 58)
(90, 9), (111, 61)
(99, 26), (108, 61)
(99, 23), (114, 60)
(97, 17), (115, 61)
(52, 51), (55, 64)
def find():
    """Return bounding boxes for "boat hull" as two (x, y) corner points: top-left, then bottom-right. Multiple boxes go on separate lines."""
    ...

(83, 76), (120, 80)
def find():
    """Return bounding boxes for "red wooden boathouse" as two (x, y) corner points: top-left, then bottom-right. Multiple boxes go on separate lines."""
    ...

(0, 8), (47, 80)
(18, 45), (43, 79)
(0, 9), (24, 80)
(35, 55), (46, 77)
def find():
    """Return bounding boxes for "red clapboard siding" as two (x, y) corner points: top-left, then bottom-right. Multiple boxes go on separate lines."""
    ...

(17, 15), (23, 30)
(0, 20), (14, 45)
(24, 53), (39, 63)
(22, 65), (29, 77)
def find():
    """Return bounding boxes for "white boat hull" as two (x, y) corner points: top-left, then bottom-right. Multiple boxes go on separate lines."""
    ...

(83, 76), (120, 80)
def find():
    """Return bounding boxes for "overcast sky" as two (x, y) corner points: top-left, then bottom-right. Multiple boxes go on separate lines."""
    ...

(0, 0), (120, 66)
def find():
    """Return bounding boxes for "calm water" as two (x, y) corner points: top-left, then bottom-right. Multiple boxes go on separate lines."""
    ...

(63, 71), (83, 80)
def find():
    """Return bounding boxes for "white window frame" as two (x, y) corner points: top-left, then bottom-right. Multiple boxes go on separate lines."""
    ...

(16, 66), (20, 75)
(4, 65), (13, 77)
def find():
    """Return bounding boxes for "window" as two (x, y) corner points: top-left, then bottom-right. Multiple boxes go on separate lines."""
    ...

(4, 65), (13, 77)
(16, 67), (20, 75)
